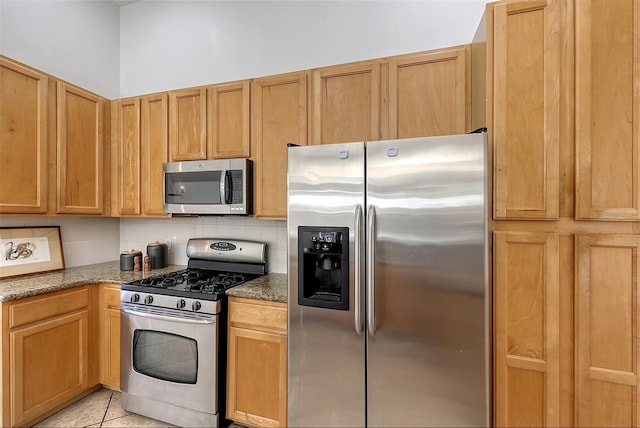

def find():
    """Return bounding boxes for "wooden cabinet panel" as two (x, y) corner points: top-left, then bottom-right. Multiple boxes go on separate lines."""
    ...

(494, 231), (559, 427)
(0, 57), (49, 213)
(311, 61), (380, 145)
(117, 98), (141, 215)
(208, 81), (250, 158)
(387, 46), (469, 139)
(9, 287), (89, 329)
(57, 82), (104, 214)
(492, 0), (559, 219)
(576, 234), (640, 426)
(98, 284), (121, 389)
(251, 71), (308, 219)
(141, 93), (169, 216)
(575, 0), (640, 220)
(227, 297), (287, 427)
(169, 87), (207, 161)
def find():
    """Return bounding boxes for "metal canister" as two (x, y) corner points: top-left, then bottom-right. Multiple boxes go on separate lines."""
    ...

(146, 241), (169, 269)
(120, 249), (142, 271)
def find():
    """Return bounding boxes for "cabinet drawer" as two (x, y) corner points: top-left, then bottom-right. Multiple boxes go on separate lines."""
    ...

(101, 285), (121, 309)
(8, 287), (89, 329)
(228, 297), (287, 334)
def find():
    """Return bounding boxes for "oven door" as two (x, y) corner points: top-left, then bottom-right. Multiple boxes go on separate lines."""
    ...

(120, 304), (218, 414)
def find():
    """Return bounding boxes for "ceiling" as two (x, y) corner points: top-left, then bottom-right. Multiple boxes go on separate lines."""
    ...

(113, 1), (138, 6)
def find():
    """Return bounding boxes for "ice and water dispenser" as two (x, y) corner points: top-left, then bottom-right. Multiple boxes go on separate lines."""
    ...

(297, 227), (349, 310)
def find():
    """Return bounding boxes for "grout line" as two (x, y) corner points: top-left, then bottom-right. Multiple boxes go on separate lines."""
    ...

(99, 389), (113, 427)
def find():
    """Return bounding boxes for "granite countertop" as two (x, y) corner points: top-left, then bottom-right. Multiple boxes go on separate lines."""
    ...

(0, 261), (185, 302)
(226, 273), (288, 303)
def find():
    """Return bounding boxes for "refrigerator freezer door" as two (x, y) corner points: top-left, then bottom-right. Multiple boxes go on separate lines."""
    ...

(366, 134), (489, 427)
(288, 142), (366, 427)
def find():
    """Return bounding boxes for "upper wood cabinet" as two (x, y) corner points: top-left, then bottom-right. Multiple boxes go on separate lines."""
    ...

(491, 0), (559, 220)
(494, 231), (560, 427)
(115, 98), (141, 216)
(251, 71), (308, 219)
(0, 57), (49, 214)
(310, 61), (380, 145)
(208, 81), (250, 158)
(141, 93), (169, 216)
(385, 46), (469, 139)
(57, 82), (105, 214)
(575, 234), (640, 426)
(169, 87), (207, 161)
(575, 0), (640, 220)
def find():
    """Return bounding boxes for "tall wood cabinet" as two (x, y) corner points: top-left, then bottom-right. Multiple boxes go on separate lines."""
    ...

(0, 57), (49, 214)
(98, 284), (121, 389)
(251, 71), (308, 219)
(141, 93), (170, 216)
(114, 98), (141, 215)
(489, 0), (640, 426)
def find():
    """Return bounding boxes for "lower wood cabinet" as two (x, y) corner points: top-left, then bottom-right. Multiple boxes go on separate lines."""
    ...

(98, 283), (121, 389)
(1, 287), (93, 427)
(227, 297), (287, 427)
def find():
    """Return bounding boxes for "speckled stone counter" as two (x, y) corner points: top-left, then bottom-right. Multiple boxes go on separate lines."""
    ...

(0, 261), (186, 302)
(226, 273), (288, 303)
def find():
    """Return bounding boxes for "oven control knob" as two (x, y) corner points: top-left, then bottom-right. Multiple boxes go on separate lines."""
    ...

(131, 294), (140, 303)
(144, 295), (154, 305)
(177, 299), (186, 309)
(192, 301), (202, 311)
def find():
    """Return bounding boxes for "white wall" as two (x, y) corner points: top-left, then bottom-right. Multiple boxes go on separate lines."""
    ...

(120, 217), (288, 274)
(0, 0), (120, 98)
(0, 217), (120, 268)
(120, 0), (487, 97)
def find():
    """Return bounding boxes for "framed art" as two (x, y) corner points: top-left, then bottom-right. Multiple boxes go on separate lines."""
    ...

(0, 226), (65, 279)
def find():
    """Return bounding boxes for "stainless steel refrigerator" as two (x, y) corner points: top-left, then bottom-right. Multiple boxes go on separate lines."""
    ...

(287, 133), (489, 427)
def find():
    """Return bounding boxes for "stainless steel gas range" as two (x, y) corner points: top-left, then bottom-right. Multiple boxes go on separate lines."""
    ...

(120, 238), (267, 428)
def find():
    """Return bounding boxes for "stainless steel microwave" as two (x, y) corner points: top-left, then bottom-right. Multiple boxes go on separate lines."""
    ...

(163, 158), (252, 215)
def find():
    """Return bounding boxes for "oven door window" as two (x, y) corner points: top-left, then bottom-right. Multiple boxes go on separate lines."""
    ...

(132, 329), (198, 384)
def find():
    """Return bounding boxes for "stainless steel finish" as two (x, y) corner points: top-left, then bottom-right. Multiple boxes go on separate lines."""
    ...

(186, 238), (267, 264)
(120, 304), (219, 427)
(288, 142), (366, 427)
(120, 290), (221, 315)
(163, 158), (251, 215)
(354, 205), (364, 335)
(366, 205), (376, 337)
(121, 306), (217, 324)
(287, 134), (488, 427)
(219, 168), (226, 204)
(366, 135), (488, 427)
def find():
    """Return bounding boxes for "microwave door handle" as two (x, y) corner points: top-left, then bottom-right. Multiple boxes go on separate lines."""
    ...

(219, 170), (227, 204)
(224, 171), (233, 204)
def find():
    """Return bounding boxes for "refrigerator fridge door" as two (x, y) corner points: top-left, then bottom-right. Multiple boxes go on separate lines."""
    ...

(366, 135), (489, 427)
(288, 142), (366, 427)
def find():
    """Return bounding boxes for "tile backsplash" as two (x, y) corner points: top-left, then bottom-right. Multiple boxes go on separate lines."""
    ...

(0, 216), (288, 273)
(0, 216), (120, 268)
(119, 217), (287, 273)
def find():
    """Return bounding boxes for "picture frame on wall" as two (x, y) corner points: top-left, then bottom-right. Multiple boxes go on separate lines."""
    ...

(0, 226), (65, 279)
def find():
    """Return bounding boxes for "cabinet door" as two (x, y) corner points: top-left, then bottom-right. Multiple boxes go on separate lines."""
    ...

(99, 284), (121, 389)
(575, 0), (640, 220)
(10, 310), (89, 427)
(492, 0), (559, 219)
(576, 234), (640, 427)
(311, 61), (380, 145)
(141, 93), (169, 216)
(208, 81), (250, 158)
(117, 98), (141, 215)
(387, 46), (469, 139)
(169, 87), (207, 161)
(0, 58), (49, 213)
(252, 71), (308, 219)
(57, 82), (105, 214)
(227, 326), (287, 428)
(494, 231), (559, 427)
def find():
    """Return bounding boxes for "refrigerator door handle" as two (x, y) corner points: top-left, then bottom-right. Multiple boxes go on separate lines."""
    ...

(354, 205), (364, 335)
(366, 205), (376, 336)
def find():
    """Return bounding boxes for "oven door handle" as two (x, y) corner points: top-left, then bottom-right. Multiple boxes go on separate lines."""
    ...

(121, 307), (216, 325)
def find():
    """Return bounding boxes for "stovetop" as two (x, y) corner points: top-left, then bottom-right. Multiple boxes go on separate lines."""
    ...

(122, 268), (260, 301)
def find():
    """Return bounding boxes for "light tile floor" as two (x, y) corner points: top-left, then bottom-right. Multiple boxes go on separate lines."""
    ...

(34, 388), (243, 428)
